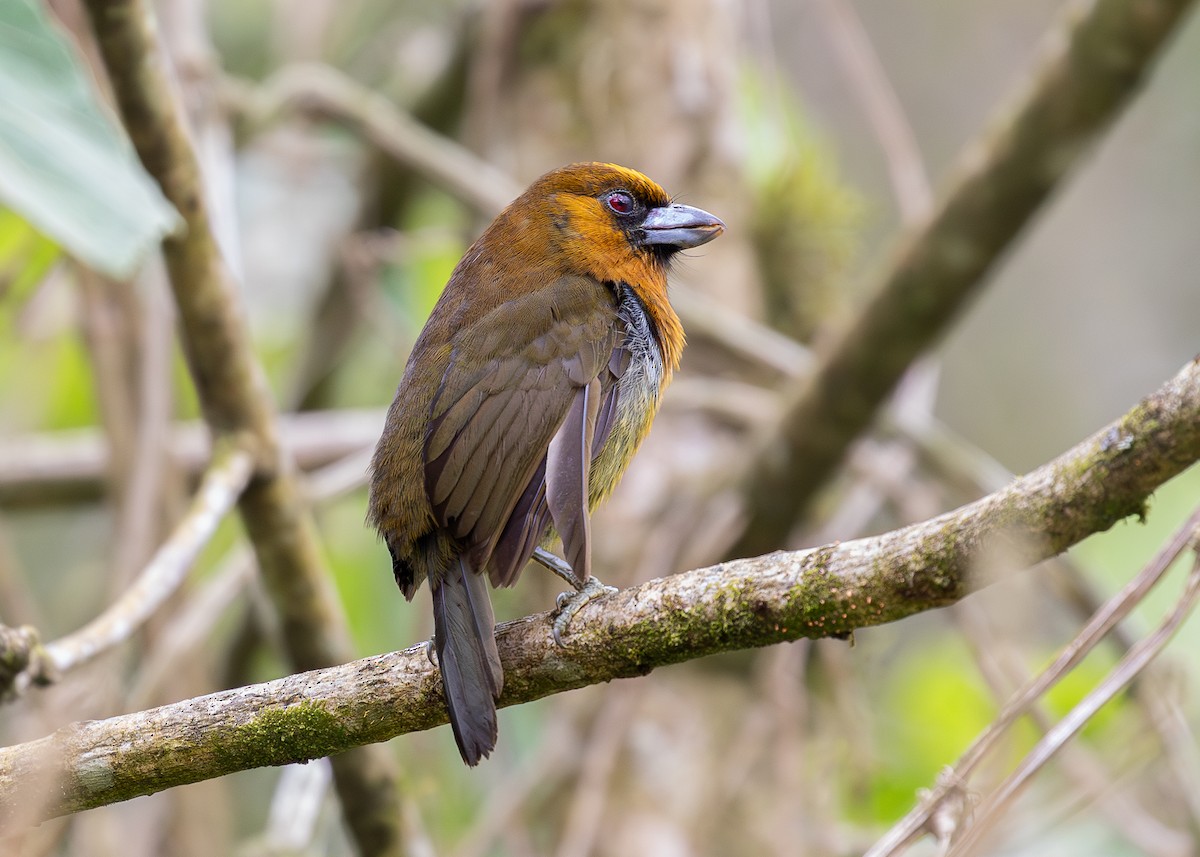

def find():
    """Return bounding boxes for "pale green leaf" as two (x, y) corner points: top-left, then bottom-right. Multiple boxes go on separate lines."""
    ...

(0, 0), (180, 278)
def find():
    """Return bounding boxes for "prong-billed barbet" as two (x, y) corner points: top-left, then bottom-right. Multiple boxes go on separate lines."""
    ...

(368, 162), (724, 764)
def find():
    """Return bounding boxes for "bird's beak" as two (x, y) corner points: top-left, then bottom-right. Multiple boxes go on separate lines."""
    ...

(640, 203), (725, 249)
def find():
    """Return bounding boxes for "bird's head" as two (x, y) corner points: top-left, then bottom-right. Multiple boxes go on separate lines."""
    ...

(516, 162), (725, 290)
(450, 163), (723, 370)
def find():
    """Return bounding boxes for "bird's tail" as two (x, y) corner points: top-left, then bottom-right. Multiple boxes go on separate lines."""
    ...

(431, 556), (503, 765)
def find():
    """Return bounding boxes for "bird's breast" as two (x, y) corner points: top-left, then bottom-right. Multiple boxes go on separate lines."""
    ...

(588, 283), (669, 507)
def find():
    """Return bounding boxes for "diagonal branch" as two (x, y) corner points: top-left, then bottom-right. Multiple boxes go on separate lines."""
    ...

(866, 504), (1200, 856)
(950, 551), (1200, 855)
(0, 442), (252, 697)
(2, 356), (1197, 821)
(727, 0), (1197, 558)
(231, 62), (522, 217)
(43, 441), (254, 676)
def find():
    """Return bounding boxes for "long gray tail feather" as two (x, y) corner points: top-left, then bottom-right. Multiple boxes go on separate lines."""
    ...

(431, 556), (503, 765)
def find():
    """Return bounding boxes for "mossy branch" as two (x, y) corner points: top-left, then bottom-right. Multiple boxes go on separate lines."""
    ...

(729, 0), (1197, 558)
(3, 357), (1197, 821)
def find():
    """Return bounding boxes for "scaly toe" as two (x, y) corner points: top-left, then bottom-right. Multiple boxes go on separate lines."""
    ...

(532, 547), (580, 588)
(552, 577), (618, 646)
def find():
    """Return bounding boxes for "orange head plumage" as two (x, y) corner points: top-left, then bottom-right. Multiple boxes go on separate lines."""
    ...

(368, 162), (723, 765)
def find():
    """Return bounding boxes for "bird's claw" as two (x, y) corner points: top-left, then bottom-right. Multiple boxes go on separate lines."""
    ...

(552, 576), (617, 646)
(423, 635), (438, 668)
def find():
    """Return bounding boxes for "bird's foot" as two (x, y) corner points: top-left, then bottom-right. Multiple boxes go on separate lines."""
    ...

(530, 548), (617, 645)
(423, 635), (437, 668)
(552, 576), (617, 646)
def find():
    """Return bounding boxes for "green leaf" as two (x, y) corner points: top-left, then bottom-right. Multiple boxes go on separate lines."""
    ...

(0, 0), (180, 278)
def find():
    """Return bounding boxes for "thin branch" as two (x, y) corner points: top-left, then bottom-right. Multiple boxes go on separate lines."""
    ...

(126, 550), (255, 710)
(955, 601), (1190, 857)
(127, 442), (383, 710)
(895, 366), (1200, 827)
(42, 442), (255, 677)
(0, 409), (384, 508)
(2, 356), (1198, 820)
(727, 0), (1197, 559)
(812, 0), (933, 222)
(228, 62), (521, 218)
(866, 502), (1200, 857)
(949, 553), (1200, 856)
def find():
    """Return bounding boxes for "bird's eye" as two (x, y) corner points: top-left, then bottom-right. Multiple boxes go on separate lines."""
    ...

(605, 191), (636, 216)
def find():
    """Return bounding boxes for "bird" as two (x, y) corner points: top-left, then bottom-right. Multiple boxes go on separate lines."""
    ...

(368, 162), (724, 765)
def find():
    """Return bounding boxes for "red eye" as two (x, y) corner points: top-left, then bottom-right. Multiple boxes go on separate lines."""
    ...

(606, 191), (635, 215)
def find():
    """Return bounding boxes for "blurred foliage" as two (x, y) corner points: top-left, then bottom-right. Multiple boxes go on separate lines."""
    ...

(0, 325), (97, 432)
(741, 70), (862, 341)
(0, 209), (59, 315)
(0, 0), (178, 277)
(861, 639), (995, 821)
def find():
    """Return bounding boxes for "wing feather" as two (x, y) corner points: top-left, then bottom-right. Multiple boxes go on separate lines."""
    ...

(423, 276), (621, 574)
(545, 377), (601, 585)
(487, 459), (550, 588)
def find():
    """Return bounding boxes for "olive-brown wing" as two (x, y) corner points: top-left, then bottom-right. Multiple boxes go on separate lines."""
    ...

(487, 342), (629, 588)
(424, 275), (620, 566)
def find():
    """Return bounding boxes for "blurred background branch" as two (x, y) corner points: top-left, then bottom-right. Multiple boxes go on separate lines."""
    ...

(725, 0), (1197, 561)
(0, 409), (384, 507)
(28, 440), (252, 685)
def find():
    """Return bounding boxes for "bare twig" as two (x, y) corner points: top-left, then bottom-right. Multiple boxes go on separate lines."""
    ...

(230, 62), (521, 217)
(727, 0), (1197, 559)
(955, 602), (1189, 857)
(40, 442), (255, 678)
(128, 441), (384, 710)
(2, 356), (1198, 819)
(126, 550), (255, 710)
(866, 503), (1200, 857)
(896, 370), (1200, 829)
(0, 409), (385, 508)
(812, 0), (933, 222)
(948, 553), (1200, 856)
